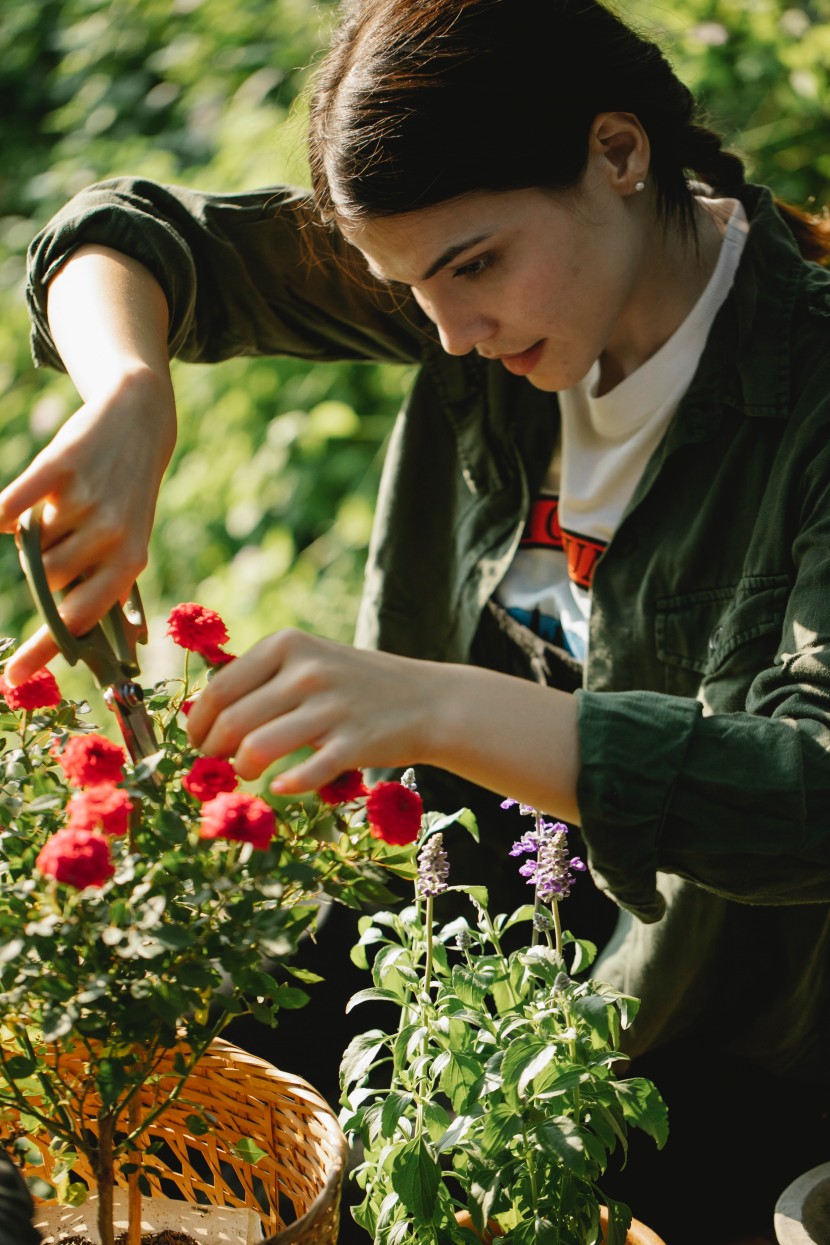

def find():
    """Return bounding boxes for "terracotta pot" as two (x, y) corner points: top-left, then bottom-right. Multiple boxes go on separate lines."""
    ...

(455, 1206), (667, 1244)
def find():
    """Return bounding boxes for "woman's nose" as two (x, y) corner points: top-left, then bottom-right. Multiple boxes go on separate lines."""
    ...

(415, 289), (495, 357)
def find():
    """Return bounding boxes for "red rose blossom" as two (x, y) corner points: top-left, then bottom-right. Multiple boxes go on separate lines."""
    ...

(366, 781), (424, 846)
(0, 669), (62, 712)
(166, 603), (230, 659)
(317, 769), (368, 806)
(55, 733), (126, 788)
(36, 826), (115, 889)
(182, 756), (239, 803)
(199, 791), (276, 851)
(66, 785), (134, 837)
(203, 646), (237, 668)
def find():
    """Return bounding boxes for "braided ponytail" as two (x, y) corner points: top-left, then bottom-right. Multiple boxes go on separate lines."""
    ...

(679, 124), (747, 198)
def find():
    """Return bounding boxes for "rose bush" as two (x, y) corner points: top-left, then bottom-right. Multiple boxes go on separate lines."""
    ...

(0, 605), (418, 1245)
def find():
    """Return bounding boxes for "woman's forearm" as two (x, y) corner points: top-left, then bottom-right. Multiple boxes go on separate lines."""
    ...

(419, 662), (581, 823)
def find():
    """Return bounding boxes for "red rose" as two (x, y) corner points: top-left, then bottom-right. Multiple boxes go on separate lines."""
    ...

(66, 785), (134, 837)
(199, 791), (276, 851)
(182, 756), (239, 803)
(0, 669), (62, 712)
(55, 734), (127, 788)
(203, 646), (237, 668)
(317, 769), (368, 806)
(36, 827), (115, 889)
(366, 781), (423, 846)
(166, 603), (230, 659)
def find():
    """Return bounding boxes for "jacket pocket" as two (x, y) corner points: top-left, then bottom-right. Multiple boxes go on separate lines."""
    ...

(655, 575), (791, 694)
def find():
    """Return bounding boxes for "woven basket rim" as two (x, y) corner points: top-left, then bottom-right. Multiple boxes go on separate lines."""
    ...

(18, 1034), (348, 1244)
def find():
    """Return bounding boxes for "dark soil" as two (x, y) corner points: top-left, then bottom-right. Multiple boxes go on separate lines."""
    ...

(53, 1234), (198, 1245)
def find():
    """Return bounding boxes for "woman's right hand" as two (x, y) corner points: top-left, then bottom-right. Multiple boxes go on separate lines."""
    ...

(0, 245), (176, 685)
(0, 368), (176, 684)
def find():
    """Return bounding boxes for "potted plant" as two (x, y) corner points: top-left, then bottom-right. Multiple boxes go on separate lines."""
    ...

(0, 603), (417, 1245)
(339, 790), (670, 1245)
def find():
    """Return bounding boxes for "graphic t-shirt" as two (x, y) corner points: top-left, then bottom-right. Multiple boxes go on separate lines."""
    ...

(495, 198), (749, 662)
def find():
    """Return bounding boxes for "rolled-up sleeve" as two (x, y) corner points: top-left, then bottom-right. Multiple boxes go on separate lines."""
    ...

(576, 687), (830, 916)
(26, 178), (426, 370)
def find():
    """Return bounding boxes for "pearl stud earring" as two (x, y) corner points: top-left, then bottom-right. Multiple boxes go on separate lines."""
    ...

(634, 180), (646, 192)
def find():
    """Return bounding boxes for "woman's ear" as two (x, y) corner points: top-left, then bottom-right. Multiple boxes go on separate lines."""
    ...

(590, 111), (650, 196)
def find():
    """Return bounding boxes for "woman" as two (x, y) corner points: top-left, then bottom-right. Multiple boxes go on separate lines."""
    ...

(4, 1), (830, 1240)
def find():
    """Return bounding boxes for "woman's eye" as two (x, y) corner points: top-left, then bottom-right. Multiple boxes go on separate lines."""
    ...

(453, 254), (493, 280)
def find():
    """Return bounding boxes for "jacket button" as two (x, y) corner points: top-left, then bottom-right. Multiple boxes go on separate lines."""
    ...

(709, 625), (723, 651)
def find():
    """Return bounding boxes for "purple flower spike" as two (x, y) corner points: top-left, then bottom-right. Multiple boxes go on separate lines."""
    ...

(417, 832), (450, 898)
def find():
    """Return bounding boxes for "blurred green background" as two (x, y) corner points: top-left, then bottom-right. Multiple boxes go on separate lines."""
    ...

(1, 0), (829, 715)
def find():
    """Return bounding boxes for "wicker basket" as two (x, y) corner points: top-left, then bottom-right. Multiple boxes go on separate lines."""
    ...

(21, 1036), (348, 1245)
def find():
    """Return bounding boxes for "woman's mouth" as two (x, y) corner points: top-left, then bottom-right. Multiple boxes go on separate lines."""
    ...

(497, 340), (545, 376)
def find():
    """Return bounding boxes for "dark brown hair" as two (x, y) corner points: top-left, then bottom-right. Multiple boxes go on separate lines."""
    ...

(308, 0), (830, 262)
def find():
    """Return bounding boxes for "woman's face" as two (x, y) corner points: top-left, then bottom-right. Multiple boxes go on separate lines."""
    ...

(344, 172), (650, 392)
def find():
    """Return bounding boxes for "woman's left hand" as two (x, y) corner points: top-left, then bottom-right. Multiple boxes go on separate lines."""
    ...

(185, 628), (434, 793)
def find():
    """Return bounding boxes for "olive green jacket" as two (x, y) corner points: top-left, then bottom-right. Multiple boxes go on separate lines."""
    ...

(26, 180), (830, 1076)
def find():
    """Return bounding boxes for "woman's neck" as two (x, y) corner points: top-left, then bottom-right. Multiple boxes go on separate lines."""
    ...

(597, 198), (728, 395)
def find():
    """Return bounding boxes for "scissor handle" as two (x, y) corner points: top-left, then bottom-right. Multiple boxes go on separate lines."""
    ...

(16, 503), (147, 688)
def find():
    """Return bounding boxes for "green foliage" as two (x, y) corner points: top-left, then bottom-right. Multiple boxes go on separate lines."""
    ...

(0, 0), (828, 705)
(340, 818), (669, 1244)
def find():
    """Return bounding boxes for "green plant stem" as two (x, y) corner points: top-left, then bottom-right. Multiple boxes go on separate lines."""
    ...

(552, 900), (563, 958)
(414, 894), (435, 1133)
(424, 895), (434, 996)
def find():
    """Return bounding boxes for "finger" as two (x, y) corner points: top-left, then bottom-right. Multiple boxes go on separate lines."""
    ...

(269, 741), (357, 797)
(0, 455), (64, 534)
(193, 674), (321, 769)
(3, 627), (60, 685)
(7, 570), (127, 689)
(37, 527), (137, 598)
(186, 635), (290, 749)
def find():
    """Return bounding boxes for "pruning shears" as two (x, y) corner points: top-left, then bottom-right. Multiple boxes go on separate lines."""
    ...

(16, 502), (162, 782)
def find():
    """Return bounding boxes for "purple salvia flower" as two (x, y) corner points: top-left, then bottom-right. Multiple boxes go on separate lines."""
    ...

(417, 832), (450, 898)
(534, 825), (576, 902)
(509, 831), (540, 857)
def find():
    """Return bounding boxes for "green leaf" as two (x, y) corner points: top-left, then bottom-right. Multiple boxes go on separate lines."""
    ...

(380, 1091), (412, 1139)
(480, 1103), (523, 1159)
(340, 1030), (387, 1087)
(535, 1117), (592, 1176)
(345, 986), (402, 1013)
(390, 1135), (441, 1221)
(96, 1058), (126, 1107)
(421, 807), (479, 842)
(615, 1078), (669, 1147)
(271, 984), (310, 1010)
(185, 1113), (211, 1136)
(451, 964), (488, 1008)
(517, 1045), (557, 1098)
(600, 1193), (634, 1245)
(233, 1136), (268, 1164)
(439, 1051), (483, 1113)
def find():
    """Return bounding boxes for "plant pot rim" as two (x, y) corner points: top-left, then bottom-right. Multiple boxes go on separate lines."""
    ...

(774, 1160), (830, 1244)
